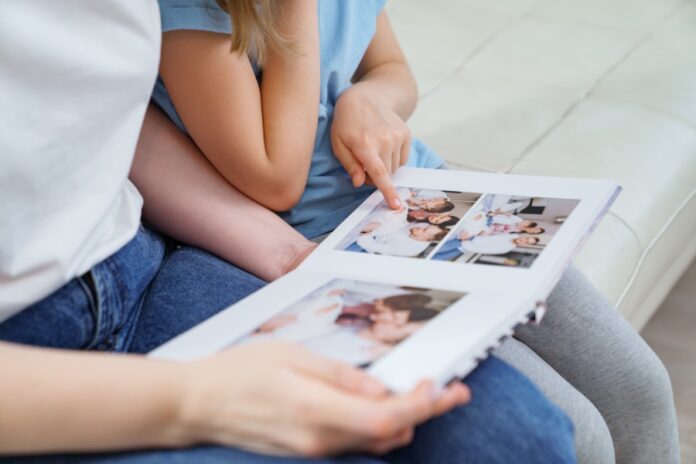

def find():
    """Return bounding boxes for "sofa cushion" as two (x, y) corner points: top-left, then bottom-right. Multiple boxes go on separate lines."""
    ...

(389, 0), (696, 328)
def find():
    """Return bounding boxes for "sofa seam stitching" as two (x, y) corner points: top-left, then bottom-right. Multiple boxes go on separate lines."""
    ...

(615, 187), (696, 308)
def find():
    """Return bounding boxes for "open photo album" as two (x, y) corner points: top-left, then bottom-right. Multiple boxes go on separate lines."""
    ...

(150, 168), (621, 393)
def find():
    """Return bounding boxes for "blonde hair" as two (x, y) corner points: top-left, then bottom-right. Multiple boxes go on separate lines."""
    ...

(215, 0), (292, 65)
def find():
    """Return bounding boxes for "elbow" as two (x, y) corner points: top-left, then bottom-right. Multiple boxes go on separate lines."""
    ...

(260, 180), (305, 212)
(410, 71), (419, 103)
(214, 160), (307, 212)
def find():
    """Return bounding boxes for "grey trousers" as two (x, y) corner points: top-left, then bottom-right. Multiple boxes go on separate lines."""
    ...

(493, 265), (680, 464)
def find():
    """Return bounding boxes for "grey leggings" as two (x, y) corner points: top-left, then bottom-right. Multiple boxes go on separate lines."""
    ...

(493, 265), (679, 464)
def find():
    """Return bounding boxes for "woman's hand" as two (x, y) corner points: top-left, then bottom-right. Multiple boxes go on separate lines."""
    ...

(178, 341), (471, 457)
(331, 85), (411, 210)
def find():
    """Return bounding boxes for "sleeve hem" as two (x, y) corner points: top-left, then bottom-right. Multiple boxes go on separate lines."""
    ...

(160, 5), (232, 34)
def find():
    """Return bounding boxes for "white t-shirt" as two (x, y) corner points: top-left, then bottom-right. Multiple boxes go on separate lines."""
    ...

(489, 196), (529, 214)
(340, 188), (411, 248)
(459, 234), (518, 255)
(362, 208), (408, 236)
(0, 1), (161, 322)
(357, 225), (430, 257)
(413, 189), (447, 200)
(491, 214), (523, 226)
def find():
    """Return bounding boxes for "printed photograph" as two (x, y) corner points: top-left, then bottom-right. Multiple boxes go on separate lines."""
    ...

(234, 279), (465, 368)
(431, 194), (580, 268)
(336, 187), (481, 258)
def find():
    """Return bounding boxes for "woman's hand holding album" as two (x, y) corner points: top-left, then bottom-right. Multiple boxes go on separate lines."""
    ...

(180, 341), (471, 457)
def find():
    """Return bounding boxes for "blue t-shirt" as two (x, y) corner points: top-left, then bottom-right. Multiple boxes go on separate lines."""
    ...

(153, 0), (444, 239)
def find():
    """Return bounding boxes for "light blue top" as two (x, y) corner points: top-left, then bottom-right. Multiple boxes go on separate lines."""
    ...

(153, 0), (443, 238)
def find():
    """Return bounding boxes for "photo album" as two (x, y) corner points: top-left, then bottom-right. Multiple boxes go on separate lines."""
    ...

(150, 168), (621, 392)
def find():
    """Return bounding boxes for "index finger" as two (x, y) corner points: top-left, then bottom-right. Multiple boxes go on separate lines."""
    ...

(357, 149), (401, 209)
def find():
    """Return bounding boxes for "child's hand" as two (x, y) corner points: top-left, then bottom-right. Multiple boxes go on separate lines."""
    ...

(331, 86), (411, 209)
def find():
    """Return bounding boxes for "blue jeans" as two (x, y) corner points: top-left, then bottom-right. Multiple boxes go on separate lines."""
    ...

(0, 227), (576, 463)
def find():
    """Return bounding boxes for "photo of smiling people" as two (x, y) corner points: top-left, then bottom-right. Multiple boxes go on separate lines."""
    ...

(336, 187), (481, 258)
(235, 279), (465, 368)
(432, 194), (580, 268)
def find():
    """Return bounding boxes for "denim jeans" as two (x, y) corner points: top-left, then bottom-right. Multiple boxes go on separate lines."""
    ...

(0, 227), (576, 463)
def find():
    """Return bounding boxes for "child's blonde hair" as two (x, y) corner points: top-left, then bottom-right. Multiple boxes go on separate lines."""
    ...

(215, 0), (292, 65)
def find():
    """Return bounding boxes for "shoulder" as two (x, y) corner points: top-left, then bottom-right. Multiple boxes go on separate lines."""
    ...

(158, 0), (231, 34)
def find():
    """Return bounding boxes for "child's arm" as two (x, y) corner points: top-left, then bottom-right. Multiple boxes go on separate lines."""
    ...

(351, 12), (419, 121)
(331, 11), (419, 209)
(130, 105), (315, 282)
(158, 1), (319, 212)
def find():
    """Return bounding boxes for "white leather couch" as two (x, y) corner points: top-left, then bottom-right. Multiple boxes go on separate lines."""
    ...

(388, 0), (696, 330)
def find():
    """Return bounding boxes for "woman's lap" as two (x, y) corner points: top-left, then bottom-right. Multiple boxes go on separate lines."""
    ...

(130, 243), (577, 463)
(386, 356), (575, 464)
(0, 228), (577, 463)
(3, 447), (382, 464)
(0, 226), (167, 351)
(128, 245), (266, 353)
(4, 357), (574, 464)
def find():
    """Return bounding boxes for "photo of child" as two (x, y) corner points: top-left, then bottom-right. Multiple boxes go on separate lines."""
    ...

(431, 194), (580, 268)
(336, 188), (481, 258)
(235, 279), (465, 368)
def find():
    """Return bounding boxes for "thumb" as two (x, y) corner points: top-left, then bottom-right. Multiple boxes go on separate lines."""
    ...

(332, 133), (367, 187)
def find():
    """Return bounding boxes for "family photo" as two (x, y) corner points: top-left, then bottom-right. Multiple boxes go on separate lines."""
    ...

(336, 187), (481, 258)
(236, 279), (465, 368)
(431, 194), (580, 268)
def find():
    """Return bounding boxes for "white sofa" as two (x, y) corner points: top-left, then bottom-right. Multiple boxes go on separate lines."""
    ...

(388, 0), (696, 330)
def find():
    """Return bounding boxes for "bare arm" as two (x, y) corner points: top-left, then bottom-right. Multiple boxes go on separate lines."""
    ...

(159, 1), (320, 211)
(352, 12), (419, 121)
(331, 12), (418, 209)
(0, 340), (470, 456)
(130, 105), (315, 282)
(0, 342), (186, 453)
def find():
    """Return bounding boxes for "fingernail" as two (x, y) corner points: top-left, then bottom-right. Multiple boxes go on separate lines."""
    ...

(452, 384), (471, 403)
(430, 383), (444, 401)
(393, 198), (401, 208)
(460, 385), (472, 402)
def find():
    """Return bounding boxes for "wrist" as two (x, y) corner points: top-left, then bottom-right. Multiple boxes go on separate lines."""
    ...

(166, 361), (212, 448)
(277, 239), (317, 278)
(346, 65), (418, 120)
(340, 83), (386, 109)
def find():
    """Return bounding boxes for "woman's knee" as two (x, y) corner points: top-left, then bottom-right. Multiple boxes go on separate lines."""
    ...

(493, 339), (614, 463)
(627, 345), (675, 417)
